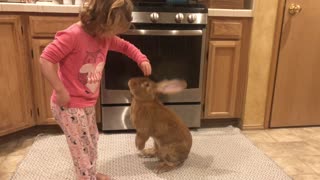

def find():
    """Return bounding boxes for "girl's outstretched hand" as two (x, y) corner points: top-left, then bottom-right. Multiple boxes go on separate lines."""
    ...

(139, 61), (152, 76)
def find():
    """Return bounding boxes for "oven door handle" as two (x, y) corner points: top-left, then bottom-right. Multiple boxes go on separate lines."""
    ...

(123, 29), (203, 36)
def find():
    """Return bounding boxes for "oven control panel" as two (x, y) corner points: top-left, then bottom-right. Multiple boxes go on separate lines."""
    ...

(133, 12), (207, 24)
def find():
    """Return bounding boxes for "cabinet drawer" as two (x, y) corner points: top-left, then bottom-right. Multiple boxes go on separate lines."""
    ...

(210, 20), (242, 40)
(207, 0), (245, 9)
(29, 16), (78, 37)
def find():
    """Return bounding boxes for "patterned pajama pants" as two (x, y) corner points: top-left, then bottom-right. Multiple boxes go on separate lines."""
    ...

(51, 102), (99, 180)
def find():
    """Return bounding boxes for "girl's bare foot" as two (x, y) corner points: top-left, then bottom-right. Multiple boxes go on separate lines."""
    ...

(96, 173), (111, 180)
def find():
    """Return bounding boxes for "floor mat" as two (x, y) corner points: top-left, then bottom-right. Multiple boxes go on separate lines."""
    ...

(11, 127), (291, 180)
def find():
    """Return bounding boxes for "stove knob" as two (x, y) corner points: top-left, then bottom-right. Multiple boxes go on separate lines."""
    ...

(175, 13), (184, 23)
(150, 12), (159, 23)
(187, 14), (197, 23)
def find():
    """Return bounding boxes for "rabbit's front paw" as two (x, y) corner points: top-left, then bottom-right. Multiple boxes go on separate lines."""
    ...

(138, 148), (157, 158)
(136, 142), (145, 150)
(135, 137), (146, 150)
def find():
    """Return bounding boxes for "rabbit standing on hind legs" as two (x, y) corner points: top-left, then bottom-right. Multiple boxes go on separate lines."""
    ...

(128, 77), (192, 173)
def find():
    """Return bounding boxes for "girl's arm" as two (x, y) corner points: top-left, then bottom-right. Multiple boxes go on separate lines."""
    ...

(40, 58), (70, 106)
(39, 30), (75, 106)
(109, 36), (149, 65)
(109, 36), (151, 76)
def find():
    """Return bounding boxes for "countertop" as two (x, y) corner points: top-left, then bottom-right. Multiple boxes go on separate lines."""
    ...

(0, 2), (254, 17)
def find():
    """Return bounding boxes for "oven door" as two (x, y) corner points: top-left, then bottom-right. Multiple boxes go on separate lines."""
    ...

(101, 27), (206, 104)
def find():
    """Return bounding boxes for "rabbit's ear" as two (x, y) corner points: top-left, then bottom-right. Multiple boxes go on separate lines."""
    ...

(156, 80), (187, 94)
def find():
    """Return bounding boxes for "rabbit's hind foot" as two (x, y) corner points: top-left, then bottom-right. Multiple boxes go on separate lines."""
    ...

(138, 148), (157, 158)
(155, 161), (183, 174)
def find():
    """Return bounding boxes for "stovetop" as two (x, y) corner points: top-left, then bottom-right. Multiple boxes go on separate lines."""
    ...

(133, 2), (208, 13)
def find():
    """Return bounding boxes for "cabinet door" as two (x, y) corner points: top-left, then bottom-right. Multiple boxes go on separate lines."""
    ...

(31, 39), (56, 125)
(0, 16), (34, 136)
(204, 40), (241, 118)
(270, 0), (320, 127)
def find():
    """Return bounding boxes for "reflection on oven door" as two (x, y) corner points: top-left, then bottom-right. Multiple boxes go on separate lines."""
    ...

(102, 33), (203, 104)
(101, 104), (201, 130)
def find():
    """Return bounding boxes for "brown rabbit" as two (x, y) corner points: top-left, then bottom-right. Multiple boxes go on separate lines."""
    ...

(128, 77), (192, 173)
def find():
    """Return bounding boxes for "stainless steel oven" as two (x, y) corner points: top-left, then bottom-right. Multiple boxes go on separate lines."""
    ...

(101, 2), (208, 130)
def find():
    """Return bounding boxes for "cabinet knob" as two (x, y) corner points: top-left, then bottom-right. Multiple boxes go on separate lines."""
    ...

(289, 4), (302, 15)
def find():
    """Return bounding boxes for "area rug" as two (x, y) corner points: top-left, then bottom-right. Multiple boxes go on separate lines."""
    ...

(11, 127), (291, 180)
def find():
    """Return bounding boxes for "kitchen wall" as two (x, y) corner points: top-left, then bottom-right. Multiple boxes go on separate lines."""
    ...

(242, 0), (279, 129)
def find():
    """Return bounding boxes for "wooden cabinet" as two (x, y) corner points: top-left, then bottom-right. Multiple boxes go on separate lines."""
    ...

(203, 18), (251, 119)
(0, 16), (34, 136)
(29, 16), (78, 125)
(29, 16), (78, 37)
(204, 41), (241, 118)
(0, 14), (102, 136)
(208, 0), (245, 9)
(197, 0), (245, 9)
(31, 39), (56, 125)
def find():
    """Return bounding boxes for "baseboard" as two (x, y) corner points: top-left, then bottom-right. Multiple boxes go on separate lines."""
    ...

(241, 124), (265, 130)
(201, 119), (240, 128)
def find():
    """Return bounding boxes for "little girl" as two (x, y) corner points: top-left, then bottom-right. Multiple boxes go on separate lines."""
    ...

(40, 0), (151, 179)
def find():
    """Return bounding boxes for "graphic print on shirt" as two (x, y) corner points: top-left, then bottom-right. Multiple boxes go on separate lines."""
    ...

(79, 50), (105, 94)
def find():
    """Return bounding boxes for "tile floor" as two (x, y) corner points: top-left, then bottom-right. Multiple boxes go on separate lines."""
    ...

(1, 126), (320, 180)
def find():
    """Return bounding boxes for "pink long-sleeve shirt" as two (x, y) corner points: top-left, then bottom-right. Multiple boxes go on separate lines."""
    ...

(41, 23), (148, 108)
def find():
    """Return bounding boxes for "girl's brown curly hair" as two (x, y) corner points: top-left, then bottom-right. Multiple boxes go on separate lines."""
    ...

(79, 0), (133, 38)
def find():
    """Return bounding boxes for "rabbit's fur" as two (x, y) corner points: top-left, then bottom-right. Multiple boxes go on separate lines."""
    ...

(128, 77), (192, 173)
